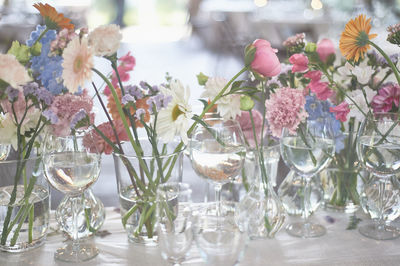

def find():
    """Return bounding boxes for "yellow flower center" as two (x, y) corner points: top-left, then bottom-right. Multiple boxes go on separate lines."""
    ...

(172, 104), (184, 121)
(73, 56), (83, 73)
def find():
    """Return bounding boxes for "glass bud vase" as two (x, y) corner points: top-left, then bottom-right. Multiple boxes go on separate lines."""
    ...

(235, 148), (285, 239)
(278, 170), (324, 216)
(56, 188), (105, 238)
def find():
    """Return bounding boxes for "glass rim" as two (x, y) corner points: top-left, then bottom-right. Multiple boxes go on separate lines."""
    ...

(0, 155), (41, 165)
(113, 144), (186, 159)
(156, 182), (192, 198)
(199, 117), (241, 128)
(367, 112), (400, 121)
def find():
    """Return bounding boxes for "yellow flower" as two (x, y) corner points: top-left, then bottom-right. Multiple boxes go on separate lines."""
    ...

(33, 3), (74, 30)
(339, 14), (377, 62)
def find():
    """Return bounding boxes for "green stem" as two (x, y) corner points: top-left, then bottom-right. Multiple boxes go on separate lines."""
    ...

(32, 27), (49, 47)
(369, 41), (400, 86)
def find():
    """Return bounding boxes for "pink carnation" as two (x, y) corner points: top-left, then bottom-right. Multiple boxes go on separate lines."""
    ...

(371, 83), (400, 113)
(84, 120), (128, 154)
(330, 102), (350, 122)
(265, 87), (307, 138)
(289, 53), (309, 73)
(49, 89), (95, 137)
(236, 110), (266, 148)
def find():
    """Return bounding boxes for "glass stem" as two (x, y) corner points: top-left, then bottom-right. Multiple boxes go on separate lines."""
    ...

(214, 183), (223, 216)
(302, 176), (311, 233)
(377, 179), (387, 231)
(71, 195), (82, 250)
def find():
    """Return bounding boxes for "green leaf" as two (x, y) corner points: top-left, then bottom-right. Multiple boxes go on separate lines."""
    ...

(231, 80), (245, 90)
(0, 79), (9, 91)
(198, 99), (209, 110)
(326, 53), (336, 66)
(240, 95), (255, 111)
(244, 45), (256, 66)
(196, 72), (209, 85)
(7, 41), (30, 64)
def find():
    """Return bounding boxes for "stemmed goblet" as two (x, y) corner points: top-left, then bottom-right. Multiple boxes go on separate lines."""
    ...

(43, 130), (101, 262)
(280, 120), (335, 238)
(189, 118), (245, 216)
(357, 112), (400, 240)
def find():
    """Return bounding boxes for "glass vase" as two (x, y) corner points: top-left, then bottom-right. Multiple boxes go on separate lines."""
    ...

(321, 168), (364, 213)
(56, 188), (105, 239)
(278, 170), (324, 216)
(0, 156), (50, 252)
(235, 147), (285, 239)
(360, 175), (400, 223)
(113, 140), (184, 246)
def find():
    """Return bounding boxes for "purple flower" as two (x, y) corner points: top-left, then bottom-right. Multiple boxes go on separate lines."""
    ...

(146, 94), (172, 113)
(135, 108), (146, 119)
(42, 110), (58, 124)
(23, 82), (54, 105)
(121, 94), (136, 105)
(126, 85), (143, 99)
(150, 85), (160, 93)
(5, 86), (19, 101)
(70, 109), (88, 129)
(139, 81), (147, 89)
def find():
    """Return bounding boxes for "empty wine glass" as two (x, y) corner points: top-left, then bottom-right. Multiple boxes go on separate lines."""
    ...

(357, 112), (400, 240)
(42, 130), (101, 262)
(280, 120), (335, 238)
(193, 215), (247, 266)
(189, 118), (245, 216)
(156, 182), (193, 265)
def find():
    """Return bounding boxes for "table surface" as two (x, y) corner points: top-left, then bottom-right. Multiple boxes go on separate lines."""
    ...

(2, 206), (400, 266)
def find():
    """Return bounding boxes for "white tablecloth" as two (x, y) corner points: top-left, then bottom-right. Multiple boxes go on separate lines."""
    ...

(2, 206), (400, 266)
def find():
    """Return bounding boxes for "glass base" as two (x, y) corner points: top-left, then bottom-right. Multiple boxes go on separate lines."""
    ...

(359, 223), (400, 240)
(286, 222), (326, 238)
(55, 242), (99, 262)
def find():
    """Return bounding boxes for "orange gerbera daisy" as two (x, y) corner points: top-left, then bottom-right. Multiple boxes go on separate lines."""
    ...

(33, 3), (74, 30)
(107, 87), (150, 128)
(339, 14), (377, 62)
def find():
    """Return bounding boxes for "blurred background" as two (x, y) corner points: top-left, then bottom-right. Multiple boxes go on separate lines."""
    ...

(1, 0), (400, 207)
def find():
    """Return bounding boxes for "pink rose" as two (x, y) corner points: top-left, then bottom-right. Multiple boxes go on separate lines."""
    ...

(304, 70), (322, 81)
(250, 39), (281, 77)
(289, 53), (309, 73)
(308, 81), (333, 101)
(316, 38), (335, 62)
(236, 110), (266, 148)
(330, 102), (350, 122)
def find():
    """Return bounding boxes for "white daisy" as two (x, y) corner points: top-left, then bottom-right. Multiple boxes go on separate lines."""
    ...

(202, 77), (241, 119)
(156, 79), (192, 144)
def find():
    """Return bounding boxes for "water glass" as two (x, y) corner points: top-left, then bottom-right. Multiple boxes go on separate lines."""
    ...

(156, 182), (193, 265)
(193, 215), (247, 266)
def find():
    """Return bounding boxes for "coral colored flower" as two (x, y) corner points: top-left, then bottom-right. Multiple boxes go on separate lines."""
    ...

(236, 110), (266, 148)
(371, 83), (400, 113)
(289, 53), (309, 73)
(339, 14), (377, 62)
(0, 54), (32, 90)
(33, 3), (74, 30)
(88, 24), (122, 57)
(104, 52), (136, 96)
(62, 37), (94, 93)
(84, 120), (128, 155)
(250, 39), (281, 77)
(317, 38), (335, 62)
(265, 87), (307, 138)
(119, 52), (136, 72)
(107, 86), (150, 127)
(330, 102), (350, 122)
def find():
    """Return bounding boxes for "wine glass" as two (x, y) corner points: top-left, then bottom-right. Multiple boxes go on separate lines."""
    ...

(189, 118), (245, 216)
(280, 120), (335, 238)
(42, 130), (101, 262)
(156, 182), (193, 265)
(356, 112), (400, 240)
(193, 214), (247, 266)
